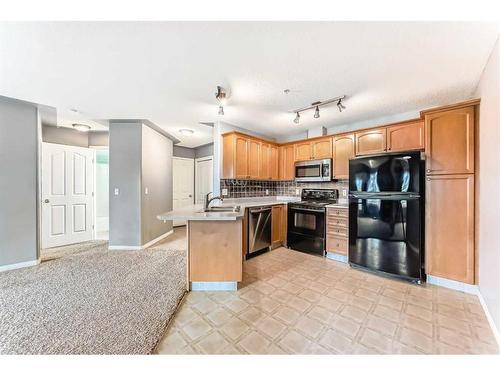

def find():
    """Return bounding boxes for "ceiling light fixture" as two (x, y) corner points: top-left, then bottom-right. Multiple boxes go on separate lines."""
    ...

(290, 95), (346, 124)
(314, 106), (320, 119)
(179, 129), (195, 136)
(72, 123), (91, 132)
(293, 112), (300, 124)
(215, 85), (228, 115)
(337, 98), (346, 112)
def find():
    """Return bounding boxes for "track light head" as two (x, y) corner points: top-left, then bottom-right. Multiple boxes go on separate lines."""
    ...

(293, 112), (300, 124)
(337, 98), (346, 112)
(314, 106), (320, 119)
(218, 105), (224, 116)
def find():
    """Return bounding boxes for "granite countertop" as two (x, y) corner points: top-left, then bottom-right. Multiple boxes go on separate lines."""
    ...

(325, 198), (349, 208)
(157, 196), (300, 222)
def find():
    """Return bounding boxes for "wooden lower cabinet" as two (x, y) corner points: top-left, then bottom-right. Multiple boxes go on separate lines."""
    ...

(272, 204), (286, 248)
(326, 207), (349, 255)
(426, 174), (475, 284)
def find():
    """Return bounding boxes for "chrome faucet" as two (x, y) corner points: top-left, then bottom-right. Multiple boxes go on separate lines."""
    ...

(204, 192), (224, 210)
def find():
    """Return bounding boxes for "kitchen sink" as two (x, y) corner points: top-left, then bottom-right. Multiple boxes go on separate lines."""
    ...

(198, 205), (241, 213)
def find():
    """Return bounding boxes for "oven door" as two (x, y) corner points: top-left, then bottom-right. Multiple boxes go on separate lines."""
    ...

(287, 205), (326, 255)
(295, 160), (331, 182)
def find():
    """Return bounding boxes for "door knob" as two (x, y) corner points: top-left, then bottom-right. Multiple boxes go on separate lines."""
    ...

(44, 199), (50, 203)
(188, 194), (193, 198)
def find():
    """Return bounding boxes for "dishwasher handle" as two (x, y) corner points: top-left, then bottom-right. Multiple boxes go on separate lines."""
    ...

(249, 207), (272, 214)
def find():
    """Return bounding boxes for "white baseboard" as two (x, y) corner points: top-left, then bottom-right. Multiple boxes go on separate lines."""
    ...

(326, 252), (348, 263)
(426, 275), (479, 295)
(477, 291), (500, 347)
(191, 281), (238, 291)
(0, 259), (40, 273)
(108, 229), (174, 251)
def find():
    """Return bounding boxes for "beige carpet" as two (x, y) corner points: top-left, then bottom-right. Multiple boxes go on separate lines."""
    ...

(0, 240), (187, 354)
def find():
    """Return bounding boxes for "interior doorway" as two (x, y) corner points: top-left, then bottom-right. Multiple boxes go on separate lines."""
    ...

(195, 156), (213, 204)
(172, 157), (195, 227)
(41, 142), (94, 248)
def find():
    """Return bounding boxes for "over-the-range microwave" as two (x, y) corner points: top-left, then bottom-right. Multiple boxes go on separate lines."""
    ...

(294, 159), (332, 182)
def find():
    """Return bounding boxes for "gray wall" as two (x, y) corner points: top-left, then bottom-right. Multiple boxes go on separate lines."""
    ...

(173, 145), (195, 159)
(42, 125), (109, 148)
(141, 125), (173, 243)
(195, 143), (214, 158)
(0, 96), (39, 267)
(109, 122), (143, 247)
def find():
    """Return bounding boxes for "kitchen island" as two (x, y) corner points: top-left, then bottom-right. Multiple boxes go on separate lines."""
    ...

(157, 197), (298, 291)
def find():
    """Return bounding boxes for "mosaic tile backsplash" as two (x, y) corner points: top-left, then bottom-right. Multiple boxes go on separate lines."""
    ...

(220, 179), (349, 198)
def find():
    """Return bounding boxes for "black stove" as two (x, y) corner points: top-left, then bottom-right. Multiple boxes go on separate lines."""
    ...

(287, 189), (339, 256)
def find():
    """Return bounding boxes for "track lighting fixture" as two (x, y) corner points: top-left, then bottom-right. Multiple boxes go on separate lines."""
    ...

(337, 98), (346, 112)
(293, 112), (300, 124)
(290, 95), (346, 124)
(215, 85), (228, 115)
(314, 106), (320, 119)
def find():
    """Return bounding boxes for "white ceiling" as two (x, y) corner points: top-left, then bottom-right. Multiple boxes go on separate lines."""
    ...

(1, 22), (499, 147)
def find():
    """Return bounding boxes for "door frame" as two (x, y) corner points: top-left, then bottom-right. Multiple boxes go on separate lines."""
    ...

(40, 142), (96, 248)
(195, 155), (214, 204)
(90, 146), (108, 239)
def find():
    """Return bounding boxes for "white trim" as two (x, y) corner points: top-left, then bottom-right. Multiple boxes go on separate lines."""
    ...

(426, 275), (479, 295)
(326, 252), (348, 263)
(195, 155), (213, 163)
(108, 229), (174, 251)
(0, 259), (40, 273)
(191, 281), (238, 291)
(477, 291), (500, 347)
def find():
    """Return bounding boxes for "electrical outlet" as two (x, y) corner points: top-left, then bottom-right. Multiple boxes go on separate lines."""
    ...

(295, 188), (300, 195)
(114, 188), (120, 196)
(221, 188), (228, 196)
(265, 189), (269, 195)
(342, 189), (347, 197)
(144, 187), (149, 195)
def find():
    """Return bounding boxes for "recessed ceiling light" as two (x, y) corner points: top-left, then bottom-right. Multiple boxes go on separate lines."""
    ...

(72, 123), (91, 132)
(179, 129), (195, 136)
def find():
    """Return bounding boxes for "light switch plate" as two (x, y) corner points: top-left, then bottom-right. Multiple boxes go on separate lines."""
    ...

(221, 188), (228, 196)
(296, 188), (300, 195)
(265, 189), (269, 195)
(342, 189), (347, 197)
(145, 187), (149, 195)
(114, 188), (119, 195)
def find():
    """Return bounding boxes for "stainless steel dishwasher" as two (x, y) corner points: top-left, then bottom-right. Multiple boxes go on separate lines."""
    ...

(247, 206), (272, 257)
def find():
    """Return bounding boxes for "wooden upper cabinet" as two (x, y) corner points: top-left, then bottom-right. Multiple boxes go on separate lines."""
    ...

(387, 120), (424, 152)
(248, 139), (260, 179)
(259, 142), (270, 179)
(355, 128), (387, 156)
(279, 144), (295, 180)
(311, 137), (333, 159)
(426, 174), (475, 284)
(332, 134), (355, 179)
(233, 135), (249, 178)
(295, 142), (312, 161)
(270, 145), (279, 180)
(425, 106), (475, 175)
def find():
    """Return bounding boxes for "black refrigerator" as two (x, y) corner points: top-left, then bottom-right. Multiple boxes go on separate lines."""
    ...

(348, 152), (425, 283)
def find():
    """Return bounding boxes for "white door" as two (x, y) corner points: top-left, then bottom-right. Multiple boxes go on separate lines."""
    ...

(41, 143), (94, 248)
(195, 156), (213, 204)
(173, 157), (195, 226)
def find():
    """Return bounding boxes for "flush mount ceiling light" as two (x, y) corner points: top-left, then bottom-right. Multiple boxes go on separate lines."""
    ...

(290, 95), (346, 124)
(215, 85), (228, 116)
(179, 129), (195, 136)
(72, 123), (91, 132)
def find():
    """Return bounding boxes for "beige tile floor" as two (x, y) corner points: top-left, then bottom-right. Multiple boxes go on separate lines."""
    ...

(156, 244), (499, 355)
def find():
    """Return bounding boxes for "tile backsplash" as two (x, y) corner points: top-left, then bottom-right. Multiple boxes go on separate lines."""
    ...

(220, 179), (349, 198)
